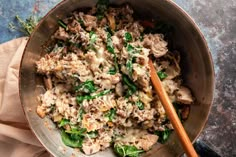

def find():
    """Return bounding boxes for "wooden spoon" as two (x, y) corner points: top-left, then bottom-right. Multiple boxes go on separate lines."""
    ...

(149, 60), (198, 157)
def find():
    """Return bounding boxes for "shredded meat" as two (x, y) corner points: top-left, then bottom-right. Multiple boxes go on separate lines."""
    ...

(35, 3), (195, 156)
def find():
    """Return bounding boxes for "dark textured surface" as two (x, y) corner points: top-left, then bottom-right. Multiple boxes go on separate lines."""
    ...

(0, 0), (235, 156)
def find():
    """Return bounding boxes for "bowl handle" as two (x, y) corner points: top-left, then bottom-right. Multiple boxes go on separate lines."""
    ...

(193, 139), (221, 157)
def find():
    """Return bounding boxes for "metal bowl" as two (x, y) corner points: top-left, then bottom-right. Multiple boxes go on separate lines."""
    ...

(19, 0), (215, 156)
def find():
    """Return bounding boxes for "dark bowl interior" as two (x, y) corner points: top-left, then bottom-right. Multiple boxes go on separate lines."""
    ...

(19, 0), (215, 156)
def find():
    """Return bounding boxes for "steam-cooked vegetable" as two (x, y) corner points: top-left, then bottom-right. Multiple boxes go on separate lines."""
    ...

(154, 129), (172, 144)
(114, 144), (144, 157)
(61, 130), (84, 148)
(59, 119), (70, 127)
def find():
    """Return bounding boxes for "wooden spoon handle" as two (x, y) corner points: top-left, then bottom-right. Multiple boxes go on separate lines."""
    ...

(149, 60), (198, 157)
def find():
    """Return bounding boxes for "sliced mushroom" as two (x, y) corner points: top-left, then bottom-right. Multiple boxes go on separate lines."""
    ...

(175, 86), (194, 104)
(43, 75), (53, 90)
(143, 34), (168, 58)
(36, 106), (46, 118)
(181, 106), (190, 120)
(106, 14), (116, 30)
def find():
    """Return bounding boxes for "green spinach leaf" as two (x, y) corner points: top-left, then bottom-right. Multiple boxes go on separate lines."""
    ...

(126, 58), (133, 77)
(135, 101), (144, 110)
(114, 144), (144, 157)
(59, 119), (70, 127)
(126, 44), (135, 53)
(122, 75), (137, 97)
(76, 95), (93, 103)
(96, 89), (112, 97)
(87, 130), (98, 138)
(77, 108), (85, 122)
(89, 31), (97, 44)
(75, 80), (97, 93)
(154, 129), (172, 144)
(105, 108), (116, 121)
(66, 128), (87, 135)
(61, 130), (84, 148)
(124, 32), (132, 42)
(157, 70), (168, 80)
(106, 32), (119, 73)
(107, 32), (115, 54)
(108, 67), (117, 75)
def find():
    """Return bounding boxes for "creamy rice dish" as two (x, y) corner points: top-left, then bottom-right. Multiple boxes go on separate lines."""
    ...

(36, 1), (194, 156)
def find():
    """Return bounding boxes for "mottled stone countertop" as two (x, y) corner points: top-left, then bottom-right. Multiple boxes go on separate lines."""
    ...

(0, 0), (235, 156)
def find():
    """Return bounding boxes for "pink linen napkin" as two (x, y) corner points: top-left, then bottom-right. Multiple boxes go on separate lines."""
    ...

(0, 37), (51, 157)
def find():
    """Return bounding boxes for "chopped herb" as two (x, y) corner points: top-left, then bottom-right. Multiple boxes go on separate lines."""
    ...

(124, 32), (132, 42)
(157, 70), (168, 80)
(122, 75), (137, 97)
(59, 119), (70, 127)
(105, 108), (116, 121)
(114, 144), (144, 157)
(154, 129), (172, 144)
(58, 20), (67, 29)
(61, 130), (84, 148)
(87, 130), (98, 138)
(135, 101), (144, 110)
(76, 89), (111, 103)
(75, 80), (97, 93)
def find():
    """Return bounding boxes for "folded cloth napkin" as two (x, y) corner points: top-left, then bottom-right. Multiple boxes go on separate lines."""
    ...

(0, 37), (51, 157)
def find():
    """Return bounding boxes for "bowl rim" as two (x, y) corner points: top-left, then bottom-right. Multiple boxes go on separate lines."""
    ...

(19, 0), (215, 156)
